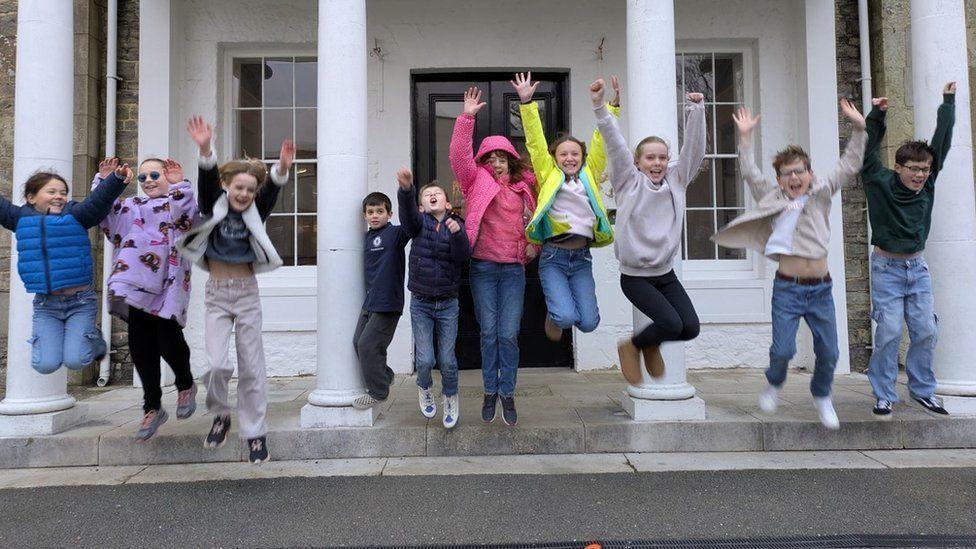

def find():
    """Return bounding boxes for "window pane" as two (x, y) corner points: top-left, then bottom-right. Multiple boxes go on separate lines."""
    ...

(237, 110), (262, 158)
(295, 57), (317, 108)
(264, 109), (293, 159)
(295, 108), (317, 160)
(266, 216), (295, 266)
(686, 210), (716, 260)
(714, 54), (743, 103)
(675, 54), (684, 103)
(271, 164), (295, 214)
(297, 163), (317, 213)
(433, 101), (463, 211)
(716, 158), (743, 208)
(297, 216), (317, 266)
(264, 57), (294, 108)
(717, 209), (746, 259)
(682, 54), (713, 102)
(715, 104), (737, 155)
(686, 159), (713, 208)
(234, 58), (262, 108)
(508, 97), (546, 139)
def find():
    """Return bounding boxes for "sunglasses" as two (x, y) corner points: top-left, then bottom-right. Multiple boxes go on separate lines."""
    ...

(137, 171), (161, 183)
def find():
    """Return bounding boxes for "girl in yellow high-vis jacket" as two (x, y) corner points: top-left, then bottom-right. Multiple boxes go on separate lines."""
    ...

(511, 72), (616, 343)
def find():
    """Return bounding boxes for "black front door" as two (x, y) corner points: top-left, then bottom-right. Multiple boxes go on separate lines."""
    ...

(413, 72), (573, 369)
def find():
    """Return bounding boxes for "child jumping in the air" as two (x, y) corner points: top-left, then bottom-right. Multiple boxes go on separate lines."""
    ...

(0, 160), (130, 374)
(513, 71), (614, 344)
(352, 190), (410, 412)
(590, 76), (706, 385)
(395, 168), (471, 428)
(176, 116), (294, 464)
(449, 86), (539, 426)
(712, 99), (866, 430)
(862, 82), (957, 418)
(94, 155), (199, 442)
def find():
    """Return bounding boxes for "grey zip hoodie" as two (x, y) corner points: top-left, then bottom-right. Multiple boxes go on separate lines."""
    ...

(595, 101), (706, 276)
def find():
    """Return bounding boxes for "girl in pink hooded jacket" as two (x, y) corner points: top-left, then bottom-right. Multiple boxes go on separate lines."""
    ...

(449, 86), (538, 427)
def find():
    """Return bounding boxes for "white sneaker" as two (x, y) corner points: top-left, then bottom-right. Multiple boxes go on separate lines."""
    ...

(813, 395), (840, 430)
(758, 383), (780, 414)
(418, 387), (436, 419)
(442, 394), (459, 429)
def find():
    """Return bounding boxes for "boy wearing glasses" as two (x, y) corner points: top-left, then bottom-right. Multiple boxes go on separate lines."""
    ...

(712, 99), (866, 429)
(862, 82), (957, 418)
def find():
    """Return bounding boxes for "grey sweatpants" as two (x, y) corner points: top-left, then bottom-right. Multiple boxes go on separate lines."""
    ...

(201, 277), (268, 439)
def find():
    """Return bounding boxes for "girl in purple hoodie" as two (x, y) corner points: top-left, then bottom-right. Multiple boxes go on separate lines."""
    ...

(93, 156), (199, 442)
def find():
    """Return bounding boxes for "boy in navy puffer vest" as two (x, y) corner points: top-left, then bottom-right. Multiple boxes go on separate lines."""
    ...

(395, 168), (471, 429)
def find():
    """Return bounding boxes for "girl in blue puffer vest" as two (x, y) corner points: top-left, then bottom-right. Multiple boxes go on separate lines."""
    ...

(0, 158), (130, 373)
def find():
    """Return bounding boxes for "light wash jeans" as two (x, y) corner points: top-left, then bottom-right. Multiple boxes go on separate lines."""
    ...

(31, 287), (106, 374)
(469, 260), (525, 398)
(538, 244), (600, 332)
(768, 277), (839, 397)
(867, 254), (938, 402)
(410, 295), (460, 397)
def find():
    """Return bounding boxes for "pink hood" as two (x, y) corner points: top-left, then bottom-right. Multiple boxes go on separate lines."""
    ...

(475, 136), (521, 161)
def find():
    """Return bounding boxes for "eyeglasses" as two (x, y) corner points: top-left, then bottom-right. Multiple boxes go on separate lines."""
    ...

(137, 171), (161, 183)
(899, 165), (932, 175)
(778, 167), (808, 178)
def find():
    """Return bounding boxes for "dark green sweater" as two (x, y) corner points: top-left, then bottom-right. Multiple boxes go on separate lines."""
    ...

(861, 94), (955, 254)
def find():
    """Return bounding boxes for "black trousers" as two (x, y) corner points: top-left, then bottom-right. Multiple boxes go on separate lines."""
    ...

(353, 310), (400, 400)
(128, 307), (193, 412)
(620, 271), (701, 349)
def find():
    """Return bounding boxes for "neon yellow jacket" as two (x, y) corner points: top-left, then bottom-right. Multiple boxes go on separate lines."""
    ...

(520, 101), (617, 247)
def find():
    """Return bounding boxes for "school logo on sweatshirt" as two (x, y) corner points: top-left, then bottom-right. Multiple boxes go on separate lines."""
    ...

(372, 236), (382, 248)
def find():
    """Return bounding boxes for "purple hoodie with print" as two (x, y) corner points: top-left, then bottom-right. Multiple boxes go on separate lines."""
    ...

(93, 174), (198, 327)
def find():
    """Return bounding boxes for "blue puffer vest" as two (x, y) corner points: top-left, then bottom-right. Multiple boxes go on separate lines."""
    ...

(407, 212), (468, 299)
(16, 214), (93, 294)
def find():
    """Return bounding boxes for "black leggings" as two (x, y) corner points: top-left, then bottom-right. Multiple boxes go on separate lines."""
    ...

(128, 307), (193, 412)
(620, 271), (701, 349)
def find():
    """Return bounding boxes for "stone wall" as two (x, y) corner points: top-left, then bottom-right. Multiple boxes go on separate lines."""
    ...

(0, 0), (15, 382)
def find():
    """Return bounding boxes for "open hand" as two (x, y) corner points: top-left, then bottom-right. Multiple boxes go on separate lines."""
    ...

(944, 81), (957, 95)
(732, 107), (760, 135)
(278, 139), (295, 177)
(871, 97), (889, 112)
(444, 218), (460, 234)
(840, 98), (865, 131)
(589, 78), (606, 108)
(163, 159), (184, 184)
(99, 157), (119, 179)
(463, 87), (486, 117)
(686, 92), (704, 104)
(186, 116), (213, 156)
(395, 167), (413, 190)
(511, 72), (539, 104)
(610, 75), (621, 107)
(114, 163), (133, 184)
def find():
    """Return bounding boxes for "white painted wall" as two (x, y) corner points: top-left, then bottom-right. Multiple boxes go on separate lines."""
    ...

(167, 0), (819, 377)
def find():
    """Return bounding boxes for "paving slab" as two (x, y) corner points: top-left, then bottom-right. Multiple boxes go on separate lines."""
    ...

(383, 453), (632, 476)
(625, 451), (885, 472)
(128, 458), (386, 484)
(862, 449), (976, 468)
(0, 465), (145, 489)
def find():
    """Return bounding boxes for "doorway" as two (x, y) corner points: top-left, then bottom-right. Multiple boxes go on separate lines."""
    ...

(412, 71), (573, 369)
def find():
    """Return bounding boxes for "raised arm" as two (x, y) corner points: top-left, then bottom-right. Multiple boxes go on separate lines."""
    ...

(732, 107), (774, 201)
(91, 157), (132, 238)
(161, 159), (199, 221)
(591, 78), (638, 194)
(256, 139), (293, 220)
(71, 164), (130, 229)
(824, 99), (867, 195)
(187, 116), (221, 216)
(0, 195), (23, 232)
(395, 168), (422, 238)
(862, 97), (888, 179)
(512, 72), (555, 184)
(449, 87), (486, 192)
(674, 93), (707, 188)
(929, 82), (956, 184)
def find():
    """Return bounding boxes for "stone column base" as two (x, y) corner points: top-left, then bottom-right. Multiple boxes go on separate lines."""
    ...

(620, 392), (706, 421)
(938, 395), (976, 417)
(0, 404), (88, 436)
(300, 403), (379, 428)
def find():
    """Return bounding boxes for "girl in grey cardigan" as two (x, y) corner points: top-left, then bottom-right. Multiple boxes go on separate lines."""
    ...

(590, 78), (707, 386)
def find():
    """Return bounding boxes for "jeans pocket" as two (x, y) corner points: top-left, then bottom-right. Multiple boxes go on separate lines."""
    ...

(27, 335), (42, 372)
(76, 328), (107, 369)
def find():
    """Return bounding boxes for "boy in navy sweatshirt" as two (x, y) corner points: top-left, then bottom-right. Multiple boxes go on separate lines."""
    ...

(352, 191), (409, 410)
(395, 168), (471, 428)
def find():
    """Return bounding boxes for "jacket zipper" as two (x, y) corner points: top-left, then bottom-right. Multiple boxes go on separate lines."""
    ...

(40, 216), (53, 293)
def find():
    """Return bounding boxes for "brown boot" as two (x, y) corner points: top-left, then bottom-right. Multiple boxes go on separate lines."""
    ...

(642, 345), (666, 379)
(617, 338), (642, 385)
(544, 316), (563, 342)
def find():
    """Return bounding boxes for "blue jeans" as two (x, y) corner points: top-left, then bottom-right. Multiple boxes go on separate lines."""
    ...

(768, 278), (838, 397)
(31, 288), (106, 374)
(538, 244), (600, 332)
(867, 254), (938, 402)
(469, 260), (525, 398)
(410, 295), (460, 397)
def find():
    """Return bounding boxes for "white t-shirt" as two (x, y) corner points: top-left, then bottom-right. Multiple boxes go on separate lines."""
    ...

(765, 194), (810, 258)
(549, 176), (595, 238)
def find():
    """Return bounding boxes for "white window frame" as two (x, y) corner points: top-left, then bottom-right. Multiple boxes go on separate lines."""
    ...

(221, 46), (318, 283)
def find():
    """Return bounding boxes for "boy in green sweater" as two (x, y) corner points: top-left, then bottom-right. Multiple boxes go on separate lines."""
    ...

(862, 81), (956, 419)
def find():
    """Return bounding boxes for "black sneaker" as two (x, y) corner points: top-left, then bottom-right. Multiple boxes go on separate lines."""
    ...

(873, 399), (893, 419)
(912, 395), (949, 415)
(482, 393), (498, 423)
(500, 396), (517, 426)
(248, 436), (270, 464)
(204, 414), (231, 449)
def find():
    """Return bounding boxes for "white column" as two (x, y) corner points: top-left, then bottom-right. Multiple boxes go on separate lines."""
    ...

(801, 0), (852, 374)
(910, 0), (976, 414)
(619, 0), (704, 421)
(0, 0), (86, 435)
(301, 0), (375, 427)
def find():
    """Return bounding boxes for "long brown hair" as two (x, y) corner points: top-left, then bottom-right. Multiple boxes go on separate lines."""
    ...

(23, 172), (69, 201)
(481, 150), (531, 184)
